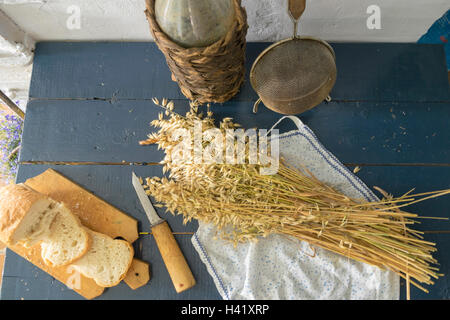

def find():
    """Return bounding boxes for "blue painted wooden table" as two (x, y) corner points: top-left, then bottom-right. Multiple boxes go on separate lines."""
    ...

(1, 42), (450, 300)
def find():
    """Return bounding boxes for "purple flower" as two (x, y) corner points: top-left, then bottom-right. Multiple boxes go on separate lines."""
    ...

(0, 111), (23, 181)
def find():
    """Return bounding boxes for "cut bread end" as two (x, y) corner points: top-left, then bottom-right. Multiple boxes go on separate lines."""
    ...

(12, 199), (59, 247)
(72, 229), (134, 287)
(0, 184), (55, 245)
(0, 184), (91, 267)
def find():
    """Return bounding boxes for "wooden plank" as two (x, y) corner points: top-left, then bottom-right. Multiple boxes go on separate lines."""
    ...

(1, 234), (221, 300)
(19, 99), (450, 164)
(330, 43), (449, 102)
(19, 99), (163, 163)
(15, 164), (199, 233)
(29, 42), (449, 102)
(29, 42), (185, 101)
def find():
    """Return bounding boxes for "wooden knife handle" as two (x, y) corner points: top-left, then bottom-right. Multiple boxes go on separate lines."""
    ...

(152, 221), (196, 293)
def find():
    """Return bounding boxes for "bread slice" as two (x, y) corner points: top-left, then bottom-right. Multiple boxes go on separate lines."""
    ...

(72, 229), (134, 287)
(40, 203), (91, 267)
(0, 183), (90, 266)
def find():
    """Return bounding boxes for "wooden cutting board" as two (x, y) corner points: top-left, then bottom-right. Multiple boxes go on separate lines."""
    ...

(7, 168), (149, 299)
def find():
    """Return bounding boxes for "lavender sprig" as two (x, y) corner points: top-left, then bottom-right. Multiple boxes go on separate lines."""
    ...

(0, 110), (23, 181)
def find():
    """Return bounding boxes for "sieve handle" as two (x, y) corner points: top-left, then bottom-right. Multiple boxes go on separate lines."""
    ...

(288, 0), (306, 20)
(288, 0), (306, 37)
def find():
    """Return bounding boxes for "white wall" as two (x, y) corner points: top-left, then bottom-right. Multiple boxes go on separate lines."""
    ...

(0, 8), (34, 110)
(0, 0), (448, 43)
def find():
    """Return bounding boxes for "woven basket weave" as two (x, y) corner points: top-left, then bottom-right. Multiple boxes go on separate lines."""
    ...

(145, 0), (248, 104)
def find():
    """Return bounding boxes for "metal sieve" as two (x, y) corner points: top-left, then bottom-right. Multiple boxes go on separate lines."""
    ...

(250, 0), (337, 115)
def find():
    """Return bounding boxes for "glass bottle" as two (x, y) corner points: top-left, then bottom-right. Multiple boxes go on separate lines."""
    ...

(155, 0), (235, 48)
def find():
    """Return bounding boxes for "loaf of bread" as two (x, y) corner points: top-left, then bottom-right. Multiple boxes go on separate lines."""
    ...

(72, 229), (134, 287)
(0, 183), (55, 245)
(0, 184), (90, 266)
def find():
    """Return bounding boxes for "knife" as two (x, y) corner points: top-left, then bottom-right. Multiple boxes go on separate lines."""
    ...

(132, 172), (196, 293)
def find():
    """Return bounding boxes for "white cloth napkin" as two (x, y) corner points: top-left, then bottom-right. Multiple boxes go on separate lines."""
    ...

(192, 116), (399, 300)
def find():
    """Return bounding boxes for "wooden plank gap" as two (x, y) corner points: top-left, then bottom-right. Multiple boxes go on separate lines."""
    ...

(422, 231), (450, 234)
(344, 163), (450, 167)
(140, 232), (194, 236)
(20, 161), (450, 167)
(20, 161), (161, 166)
(27, 97), (450, 104)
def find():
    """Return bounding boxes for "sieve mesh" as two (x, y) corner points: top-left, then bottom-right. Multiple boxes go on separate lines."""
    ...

(251, 38), (336, 101)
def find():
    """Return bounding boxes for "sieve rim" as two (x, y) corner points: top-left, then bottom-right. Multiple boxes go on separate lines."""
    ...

(250, 36), (336, 101)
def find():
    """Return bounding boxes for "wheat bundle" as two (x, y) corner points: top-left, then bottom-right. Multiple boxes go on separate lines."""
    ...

(141, 99), (450, 293)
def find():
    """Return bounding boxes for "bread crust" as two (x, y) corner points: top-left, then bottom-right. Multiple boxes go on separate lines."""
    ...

(108, 240), (135, 287)
(0, 184), (50, 245)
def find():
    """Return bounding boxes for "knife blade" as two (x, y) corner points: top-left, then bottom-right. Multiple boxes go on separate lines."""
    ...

(131, 172), (196, 293)
(132, 172), (164, 226)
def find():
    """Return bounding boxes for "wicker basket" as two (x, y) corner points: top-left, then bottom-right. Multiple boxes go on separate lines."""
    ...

(145, 0), (248, 104)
